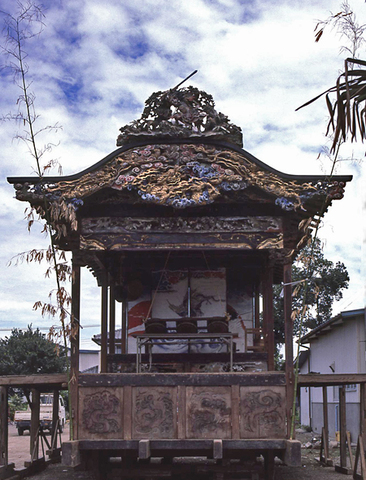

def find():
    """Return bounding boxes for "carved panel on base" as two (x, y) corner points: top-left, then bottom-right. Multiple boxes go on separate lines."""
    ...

(186, 386), (231, 439)
(132, 386), (177, 439)
(240, 386), (286, 439)
(79, 387), (123, 440)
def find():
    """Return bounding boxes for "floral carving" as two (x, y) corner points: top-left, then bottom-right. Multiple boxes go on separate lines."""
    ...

(188, 388), (231, 438)
(133, 388), (175, 438)
(241, 389), (284, 438)
(117, 86), (243, 147)
(110, 144), (249, 208)
(82, 390), (121, 434)
(14, 143), (345, 215)
(81, 216), (282, 234)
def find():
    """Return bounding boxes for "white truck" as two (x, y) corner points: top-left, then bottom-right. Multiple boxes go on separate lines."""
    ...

(14, 393), (66, 436)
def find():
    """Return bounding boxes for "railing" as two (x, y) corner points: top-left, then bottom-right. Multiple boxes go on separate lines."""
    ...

(135, 333), (234, 372)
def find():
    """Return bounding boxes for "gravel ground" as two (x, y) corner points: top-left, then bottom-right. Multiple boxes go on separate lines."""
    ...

(6, 425), (356, 479)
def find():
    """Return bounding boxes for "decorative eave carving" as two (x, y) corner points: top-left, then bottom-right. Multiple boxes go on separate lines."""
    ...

(11, 143), (347, 213)
(117, 87), (243, 147)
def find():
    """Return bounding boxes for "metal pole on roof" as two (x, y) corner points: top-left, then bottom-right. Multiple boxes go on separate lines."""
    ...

(173, 70), (198, 90)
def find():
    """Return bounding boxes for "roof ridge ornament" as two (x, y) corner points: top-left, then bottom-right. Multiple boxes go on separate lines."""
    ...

(117, 86), (243, 147)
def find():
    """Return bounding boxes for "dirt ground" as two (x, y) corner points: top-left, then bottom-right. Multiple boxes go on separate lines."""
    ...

(6, 425), (356, 479)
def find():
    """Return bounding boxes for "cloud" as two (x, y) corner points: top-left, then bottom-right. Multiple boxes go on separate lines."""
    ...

(0, 0), (365, 348)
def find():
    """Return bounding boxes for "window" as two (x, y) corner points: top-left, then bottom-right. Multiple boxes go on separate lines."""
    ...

(345, 384), (357, 392)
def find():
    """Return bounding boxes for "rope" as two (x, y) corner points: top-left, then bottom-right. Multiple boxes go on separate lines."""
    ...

(143, 251), (172, 323)
(201, 251), (227, 319)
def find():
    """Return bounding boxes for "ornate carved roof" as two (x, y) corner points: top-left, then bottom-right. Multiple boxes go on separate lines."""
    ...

(9, 141), (350, 212)
(7, 86), (352, 266)
(117, 87), (243, 147)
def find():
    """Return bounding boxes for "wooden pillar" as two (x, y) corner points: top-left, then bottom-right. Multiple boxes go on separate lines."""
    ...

(70, 260), (80, 440)
(264, 450), (275, 480)
(360, 383), (366, 445)
(335, 385), (353, 474)
(122, 296), (128, 354)
(322, 386), (330, 462)
(109, 283), (116, 356)
(263, 266), (274, 371)
(101, 271), (108, 373)
(283, 262), (293, 437)
(254, 285), (260, 330)
(0, 386), (8, 466)
(51, 389), (60, 441)
(30, 389), (40, 459)
(339, 386), (347, 468)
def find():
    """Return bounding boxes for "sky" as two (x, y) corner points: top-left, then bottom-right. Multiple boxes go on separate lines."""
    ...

(0, 0), (365, 350)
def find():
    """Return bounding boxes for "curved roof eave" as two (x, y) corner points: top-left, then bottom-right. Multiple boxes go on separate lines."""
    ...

(7, 138), (353, 185)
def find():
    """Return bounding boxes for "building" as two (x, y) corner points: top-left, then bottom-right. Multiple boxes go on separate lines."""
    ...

(299, 308), (366, 441)
(79, 349), (99, 373)
(7, 86), (352, 478)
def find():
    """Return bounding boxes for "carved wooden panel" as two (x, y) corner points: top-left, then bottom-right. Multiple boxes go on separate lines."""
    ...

(78, 387), (123, 440)
(239, 386), (286, 439)
(186, 386), (232, 439)
(132, 386), (177, 439)
(81, 216), (282, 234)
(80, 232), (284, 251)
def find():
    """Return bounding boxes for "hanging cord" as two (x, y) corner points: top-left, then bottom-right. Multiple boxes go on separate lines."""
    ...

(290, 140), (342, 439)
(201, 251), (228, 319)
(143, 251), (172, 323)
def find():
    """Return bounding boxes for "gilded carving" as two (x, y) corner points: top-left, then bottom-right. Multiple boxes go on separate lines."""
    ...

(14, 143), (341, 215)
(80, 231), (284, 251)
(117, 87), (243, 147)
(240, 387), (285, 439)
(82, 390), (121, 434)
(133, 387), (176, 439)
(81, 216), (282, 234)
(187, 387), (231, 439)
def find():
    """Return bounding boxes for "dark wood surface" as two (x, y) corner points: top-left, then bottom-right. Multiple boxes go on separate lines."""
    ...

(0, 374), (68, 388)
(100, 272), (108, 373)
(0, 386), (8, 466)
(298, 374), (366, 386)
(284, 262), (294, 438)
(108, 352), (267, 363)
(30, 388), (40, 459)
(78, 438), (288, 451)
(70, 261), (80, 440)
(79, 372), (285, 387)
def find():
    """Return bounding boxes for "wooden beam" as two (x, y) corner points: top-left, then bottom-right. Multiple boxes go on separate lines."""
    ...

(78, 438), (288, 451)
(0, 386), (8, 466)
(79, 372), (286, 387)
(108, 352), (267, 364)
(298, 374), (366, 386)
(321, 386), (330, 463)
(254, 286), (260, 330)
(213, 439), (223, 459)
(138, 440), (150, 460)
(30, 388), (40, 459)
(0, 374), (67, 388)
(339, 386), (347, 469)
(353, 435), (366, 480)
(51, 390), (59, 443)
(283, 262), (293, 438)
(121, 298), (127, 354)
(100, 271), (108, 373)
(109, 282), (116, 356)
(263, 266), (274, 371)
(70, 261), (80, 440)
(361, 383), (366, 446)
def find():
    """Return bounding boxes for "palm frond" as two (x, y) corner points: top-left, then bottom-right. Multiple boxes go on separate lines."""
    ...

(297, 58), (366, 152)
